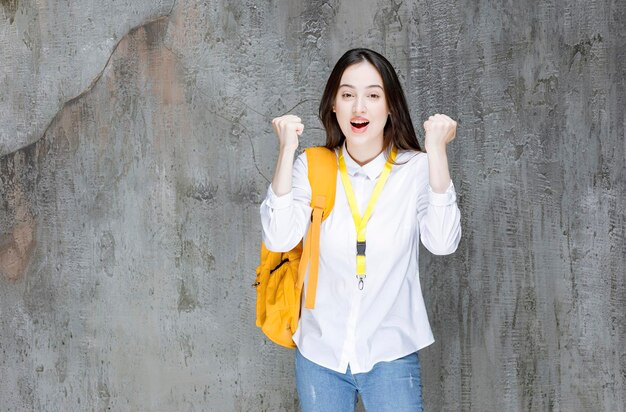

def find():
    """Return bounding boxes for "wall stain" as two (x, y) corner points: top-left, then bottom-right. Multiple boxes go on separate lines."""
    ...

(204, 252), (216, 272)
(97, 383), (111, 402)
(0, 182), (36, 282)
(186, 182), (218, 203)
(17, 377), (34, 409)
(229, 180), (262, 205)
(179, 334), (194, 367)
(55, 354), (68, 384)
(0, 0), (18, 24)
(567, 33), (603, 70)
(97, 231), (116, 277)
(374, 0), (404, 35)
(177, 279), (198, 312)
(0, 221), (35, 281)
(2, 15), (172, 158)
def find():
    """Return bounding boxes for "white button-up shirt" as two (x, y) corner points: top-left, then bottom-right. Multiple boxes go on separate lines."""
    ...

(260, 144), (461, 374)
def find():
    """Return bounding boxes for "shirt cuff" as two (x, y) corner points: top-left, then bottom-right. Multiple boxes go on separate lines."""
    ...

(428, 181), (457, 206)
(266, 184), (293, 210)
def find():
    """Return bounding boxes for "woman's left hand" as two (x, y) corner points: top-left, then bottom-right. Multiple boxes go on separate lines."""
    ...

(423, 114), (457, 151)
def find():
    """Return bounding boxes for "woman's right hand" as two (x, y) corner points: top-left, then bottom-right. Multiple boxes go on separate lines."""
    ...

(272, 115), (304, 152)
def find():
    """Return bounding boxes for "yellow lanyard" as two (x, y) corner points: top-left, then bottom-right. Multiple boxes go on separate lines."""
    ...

(338, 146), (397, 289)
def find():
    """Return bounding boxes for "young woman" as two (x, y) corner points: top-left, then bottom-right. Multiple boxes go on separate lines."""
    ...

(260, 48), (461, 411)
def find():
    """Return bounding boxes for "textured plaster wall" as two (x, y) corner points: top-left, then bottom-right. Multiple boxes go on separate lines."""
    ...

(0, 0), (175, 156)
(1, 0), (624, 411)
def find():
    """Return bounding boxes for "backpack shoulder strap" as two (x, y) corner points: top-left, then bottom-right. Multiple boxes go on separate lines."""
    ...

(304, 146), (337, 219)
(299, 146), (337, 310)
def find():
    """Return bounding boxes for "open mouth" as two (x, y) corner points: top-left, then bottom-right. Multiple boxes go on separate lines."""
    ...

(350, 120), (369, 129)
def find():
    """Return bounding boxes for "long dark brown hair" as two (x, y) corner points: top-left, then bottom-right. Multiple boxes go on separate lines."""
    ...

(319, 48), (421, 153)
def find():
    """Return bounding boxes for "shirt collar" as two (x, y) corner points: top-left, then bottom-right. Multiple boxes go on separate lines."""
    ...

(341, 142), (389, 180)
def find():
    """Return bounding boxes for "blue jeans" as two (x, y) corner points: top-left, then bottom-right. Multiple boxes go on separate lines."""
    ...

(295, 349), (423, 412)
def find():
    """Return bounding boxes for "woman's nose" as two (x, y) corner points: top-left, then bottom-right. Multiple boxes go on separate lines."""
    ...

(353, 96), (366, 113)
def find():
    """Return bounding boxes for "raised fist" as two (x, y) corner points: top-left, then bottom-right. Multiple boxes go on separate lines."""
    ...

(423, 113), (457, 150)
(272, 115), (304, 152)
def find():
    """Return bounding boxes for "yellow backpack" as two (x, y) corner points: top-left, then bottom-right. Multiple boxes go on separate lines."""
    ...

(254, 147), (337, 348)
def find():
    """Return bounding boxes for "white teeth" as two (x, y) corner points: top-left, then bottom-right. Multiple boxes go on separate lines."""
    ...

(351, 120), (368, 124)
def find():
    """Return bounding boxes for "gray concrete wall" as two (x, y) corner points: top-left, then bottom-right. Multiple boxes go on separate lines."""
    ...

(1, 0), (624, 410)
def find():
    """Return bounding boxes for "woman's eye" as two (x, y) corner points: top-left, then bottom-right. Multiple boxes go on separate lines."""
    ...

(369, 94), (380, 99)
(342, 93), (353, 99)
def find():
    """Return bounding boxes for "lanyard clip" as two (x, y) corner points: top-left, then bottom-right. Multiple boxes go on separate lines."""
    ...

(356, 241), (366, 256)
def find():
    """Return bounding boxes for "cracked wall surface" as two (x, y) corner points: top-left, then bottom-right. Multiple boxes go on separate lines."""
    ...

(0, 0), (175, 156)
(1, 0), (625, 410)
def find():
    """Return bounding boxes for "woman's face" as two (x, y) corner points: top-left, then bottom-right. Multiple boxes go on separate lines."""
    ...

(333, 61), (389, 152)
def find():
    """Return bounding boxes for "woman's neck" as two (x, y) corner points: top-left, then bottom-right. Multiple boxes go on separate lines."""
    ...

(345, 141), (385, 166)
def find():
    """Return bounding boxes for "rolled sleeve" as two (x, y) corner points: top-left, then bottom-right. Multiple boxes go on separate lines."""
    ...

(428, 181), (457, 206)
(418, 179), (462, 256)
(266, 184), (294, 210)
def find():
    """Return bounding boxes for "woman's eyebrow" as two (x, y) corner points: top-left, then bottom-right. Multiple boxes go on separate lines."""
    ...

(339, 84), (383, 90)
